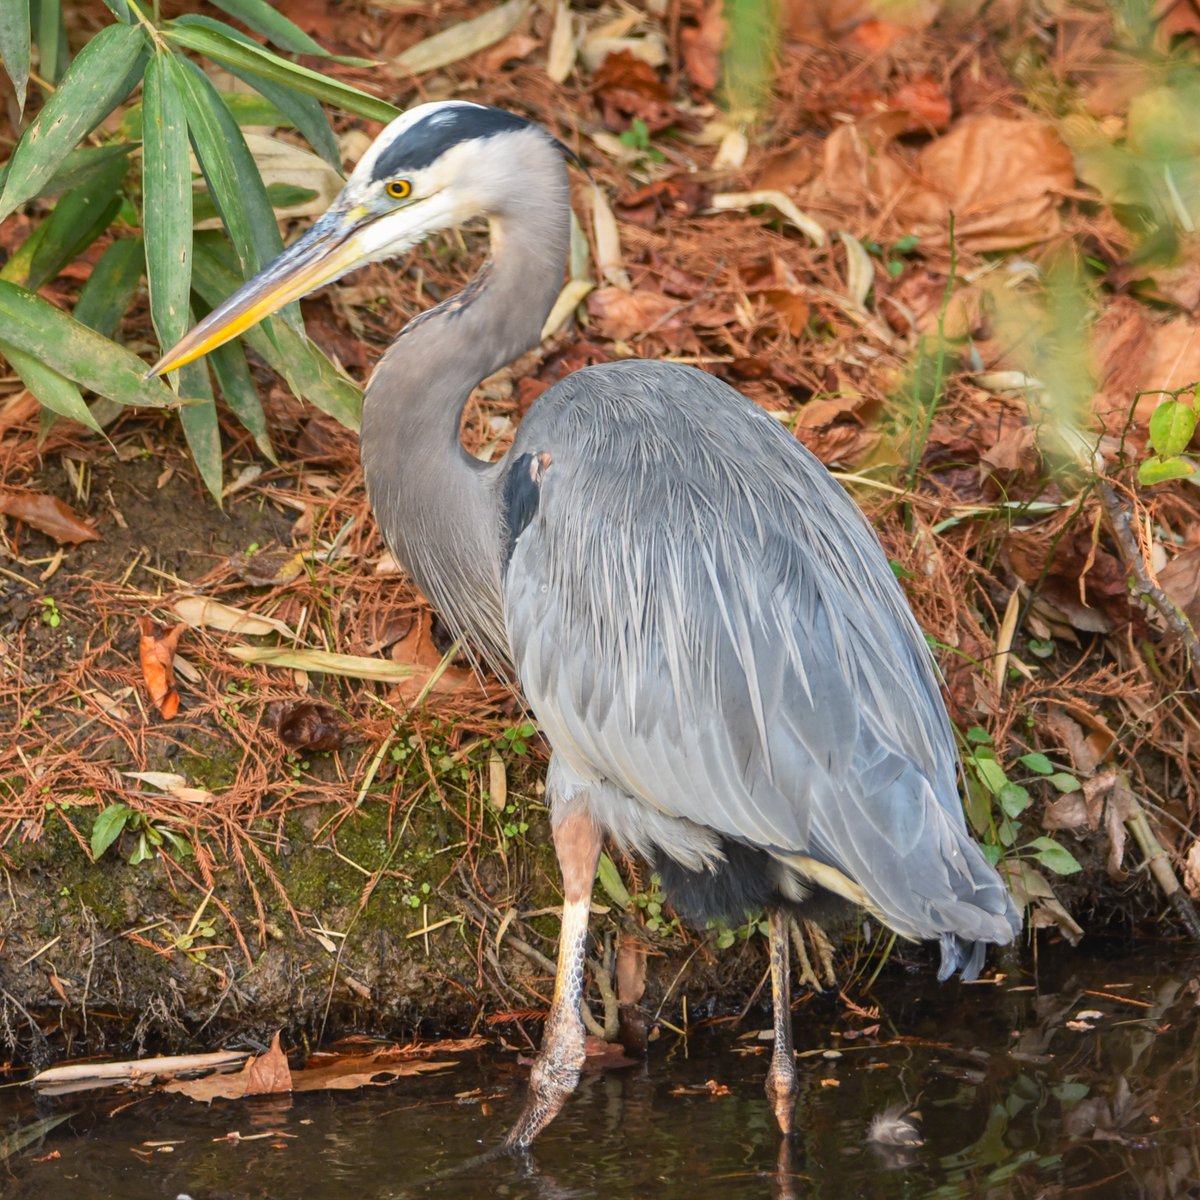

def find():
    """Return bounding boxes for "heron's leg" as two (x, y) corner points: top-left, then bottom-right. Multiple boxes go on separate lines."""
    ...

(504, 804), (601, 1149)
(764, 907), (798, 1137)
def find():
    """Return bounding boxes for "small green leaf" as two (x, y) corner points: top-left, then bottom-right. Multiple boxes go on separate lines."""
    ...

(0, 22), (146, 221)
(596, 852), (631, 909)
(1, 339), (104, 435)
(129, 832), (153, 865)
(1027, 836), (1083, 876)
(971, 752), (1009, 796)
(166, 20), (398, 124)
(0, 279), (173, 408)
(91, 802), (131, 859)
(1018, 752), (1054, 775)
(980, 842), (1002, 866)
(1138, 455), (1196, 486)
(74, 236), (144, 338)
(998, 782), (1032, 818)
(0, 0), (31, 113)
(892, 234), (920, 253)
(143, 52), (194, 349)
(1148, 399), (1197, 459)
(965, 725), (992, 746)
(1047, 772), (1081, 793)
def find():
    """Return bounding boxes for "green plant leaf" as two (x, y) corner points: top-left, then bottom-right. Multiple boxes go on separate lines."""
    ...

(191, 236), (362, 429)
(176, 360), (224, 502)
(34, 0), (67, 83)
(207, 0), (331, 58)
(166, 20), (398, 124)
(971, 752), (1008, 796)
(73, 236), (144, 338)
(0, 143), (135, 205)
(170, 54), (283, 283)
(1047, 772), (1081, 793)
(26, 156), (126, 291)
(222, 62), (342, 170)
(0, 279), (172, 408)
(965, 725), (992, 745)
(596, 852), (631, 909)
(998, 782), (1032, 818)
(0, 339), (104, 435)
(90, 802), (131, 859)
(209, 338), (276, 462)
(1137, 454), (1196, 486)
(1027, 835), (1083, 876)
(0, 0), (30, 113)
(1148, 399), (1197, 459)
(142, 52), (193, 349)
(1018, 752), (1054, 775)
(0, 21), (146, 221)
(101, 0), (133, 19)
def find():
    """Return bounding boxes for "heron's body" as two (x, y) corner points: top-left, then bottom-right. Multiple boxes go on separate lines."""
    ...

(153, 100), (1021, 1148)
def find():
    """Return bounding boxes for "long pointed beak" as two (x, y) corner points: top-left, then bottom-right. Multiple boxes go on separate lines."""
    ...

(147, 208), (371, 377)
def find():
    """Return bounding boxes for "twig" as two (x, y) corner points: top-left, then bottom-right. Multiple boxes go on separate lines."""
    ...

(1098, 480), (1200, 686)
(1123, 789), (1200, 943)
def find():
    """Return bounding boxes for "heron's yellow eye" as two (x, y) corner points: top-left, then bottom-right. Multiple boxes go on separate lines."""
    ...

(386, 179), (412, 200)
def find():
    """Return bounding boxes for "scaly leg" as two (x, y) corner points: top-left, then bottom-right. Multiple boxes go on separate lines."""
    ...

(763, 907), (798, 1137)
(504, 804), (602, 1149)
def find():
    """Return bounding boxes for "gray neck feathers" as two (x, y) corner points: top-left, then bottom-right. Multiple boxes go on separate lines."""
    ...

(360, 135), (571, 670)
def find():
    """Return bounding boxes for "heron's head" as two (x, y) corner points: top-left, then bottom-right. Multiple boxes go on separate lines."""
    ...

(149, 102), (576, 376)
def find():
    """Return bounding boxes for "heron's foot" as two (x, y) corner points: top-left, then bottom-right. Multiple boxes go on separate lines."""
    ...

(764, 1055), (798, 1138)
(503, 1028), (585, 1150)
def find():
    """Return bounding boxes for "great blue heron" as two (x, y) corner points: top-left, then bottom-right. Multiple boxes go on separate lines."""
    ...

(151, 101), (1021, 1148)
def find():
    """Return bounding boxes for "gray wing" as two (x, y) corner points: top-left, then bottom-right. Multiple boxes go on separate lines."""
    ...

(501, 361), (1018, 950)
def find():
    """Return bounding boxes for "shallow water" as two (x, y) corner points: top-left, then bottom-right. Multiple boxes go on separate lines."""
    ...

(3, 943), (1199, 1199)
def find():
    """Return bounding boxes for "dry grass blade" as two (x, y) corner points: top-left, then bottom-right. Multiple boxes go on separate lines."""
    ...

(591, 184), (631, 290)
(546, 1), (575, 84)
(394, 0), (530, 75)
(30, 1050), (250, 1096)
(710, 190), (827, 247)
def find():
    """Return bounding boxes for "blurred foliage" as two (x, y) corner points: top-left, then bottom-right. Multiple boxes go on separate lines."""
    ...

(0, 0), (399, 497)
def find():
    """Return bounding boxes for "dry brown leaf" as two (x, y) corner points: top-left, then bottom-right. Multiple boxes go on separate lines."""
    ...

(1160, 546), (1200, 632)
(394, 0), (529, 75)
(137, 617), (184, 720)
(292, 1047), (454, 1092)
(593, 50), (676, 131)
(388, 609), (476, 701)
(270, 701), (344, 753)
(0, 489), (100, 544)
(680, 1), (726, 93)
(587, 286), (679, 341)
(166, 1033), (291, 1102)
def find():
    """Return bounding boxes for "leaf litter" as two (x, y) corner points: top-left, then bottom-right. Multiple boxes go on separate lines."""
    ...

(2, 0), (1200, 1057)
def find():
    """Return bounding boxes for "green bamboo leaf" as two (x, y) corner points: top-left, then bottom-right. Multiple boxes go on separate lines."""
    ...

(0, 219), (49, 286)
(209, 338), (276, 462)
(33, 0), (67, 83)
(222, 63), (342, 170)
(74, 236), (144, 337)
(120, 92), (287, 141)
(0, 0), (31, 113)
(0, 338), (104, 434)
(101, 0), (133, 21)
(191, 237), (362, 429)
(0, 22), (145, 220)
(1148, 399), (1198, 459)
(177, 360), (224, 502)
(0, 143), (134, 204)
(169, 55), (282, 282)
(27, 155), (126, 291)
(0, 22), (144, 220)
(596, 852), (631, 909)
(208, 0), (330, 58)
(142, 53), (193, 349)
(0, 279), (172, 408)
(165, 21), (398, 124)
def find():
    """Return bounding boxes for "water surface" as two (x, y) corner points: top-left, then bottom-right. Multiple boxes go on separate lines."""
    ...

(3, 943), (1197, 1199)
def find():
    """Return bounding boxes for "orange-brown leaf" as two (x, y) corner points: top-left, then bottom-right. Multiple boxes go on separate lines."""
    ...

(137, 616), (184, 720)
(0, 489), (101, 544)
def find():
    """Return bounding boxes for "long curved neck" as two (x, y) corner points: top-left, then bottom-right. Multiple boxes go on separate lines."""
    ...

(360, 161), (571, 669)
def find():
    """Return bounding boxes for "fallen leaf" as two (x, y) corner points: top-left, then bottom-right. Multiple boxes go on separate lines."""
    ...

(394, 0), (530, 75)
(0, 489), (100, 544)
(593, 49), (675, 131)
(388, 609), (477, 701)
(165, 1033), (291, 1102)
(230, 546), (307, 587)
(173, 596), (296, 639)
(680, 2), (726, 93)
(270, 701), (344, 753)
(587, 286), (680, 341)
(138, 617), (184, 720)
(228, 646), (418, 683)
(1160, 546), (1200, 631)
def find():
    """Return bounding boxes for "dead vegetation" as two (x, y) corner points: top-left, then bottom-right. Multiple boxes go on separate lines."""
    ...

(2, 0), (1200, 1055)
